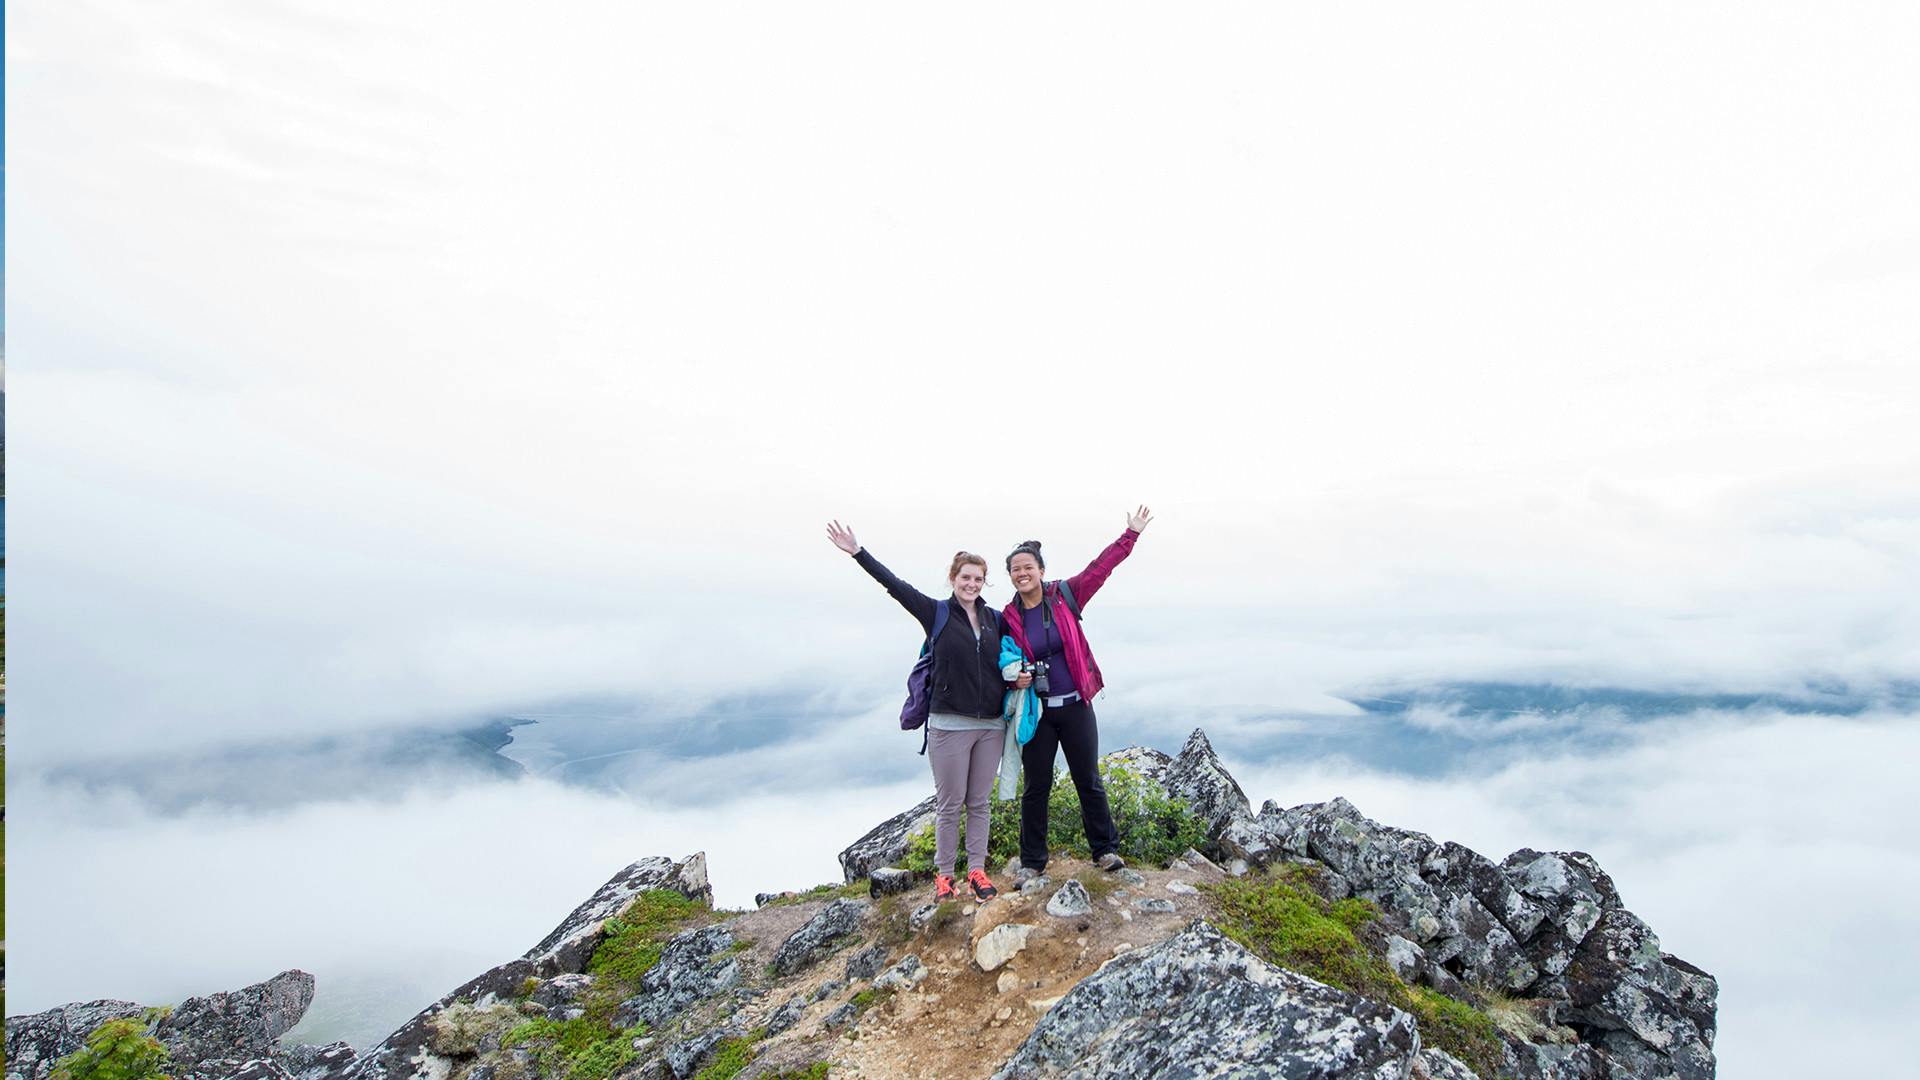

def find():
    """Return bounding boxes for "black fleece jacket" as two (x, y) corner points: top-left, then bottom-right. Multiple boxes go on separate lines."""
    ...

(852, 548), (1008, 719)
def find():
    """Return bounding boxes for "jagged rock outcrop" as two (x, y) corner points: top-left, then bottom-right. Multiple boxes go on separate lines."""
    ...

(770, 898), (870, 977)
(5, 1000), (150, 1080)
(992, 920), (1419, 1079)
(1158, 729), (1253, 848)
(5, 972), (317, 1080)
(21, 727), (1716, 1080)
(522, 853), (711, 975)
(837, 796), (934, 881)
(343, 852), (712, 1080)
(840, 726), (1717, 1079)
(614, 923), (743, 1029)
(160, 970), (317, 1070)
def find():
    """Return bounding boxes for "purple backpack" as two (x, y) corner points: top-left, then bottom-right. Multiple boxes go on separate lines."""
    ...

(899, 602), (951, 731)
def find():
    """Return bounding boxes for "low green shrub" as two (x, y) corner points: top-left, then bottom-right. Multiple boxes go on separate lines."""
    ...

(586, 889), (704, 984)
(902, 761), (1204, 875)
(691, 1034), (762, 1080)
(49, 1019), (171, 1080)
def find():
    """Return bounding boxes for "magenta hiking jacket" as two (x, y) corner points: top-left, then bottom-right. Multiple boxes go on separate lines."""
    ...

(1000, 528), (1139, 701)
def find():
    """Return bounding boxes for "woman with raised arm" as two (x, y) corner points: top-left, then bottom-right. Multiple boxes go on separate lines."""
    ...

(827, 520), (1028, 904)
(1001, 505), (1154, 883)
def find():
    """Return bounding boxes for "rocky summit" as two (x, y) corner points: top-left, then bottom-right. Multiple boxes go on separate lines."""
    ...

(7, 728), (1717, 1079)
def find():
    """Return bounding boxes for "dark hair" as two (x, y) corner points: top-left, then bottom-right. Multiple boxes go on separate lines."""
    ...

(1005, 540), (1045, 572)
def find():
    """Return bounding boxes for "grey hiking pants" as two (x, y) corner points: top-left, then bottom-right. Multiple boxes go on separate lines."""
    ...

(927, 726), (1003, 874)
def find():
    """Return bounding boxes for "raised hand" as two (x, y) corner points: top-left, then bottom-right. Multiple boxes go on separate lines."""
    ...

(1127, 504), (1154, 533)
(826, 520), (861, 555)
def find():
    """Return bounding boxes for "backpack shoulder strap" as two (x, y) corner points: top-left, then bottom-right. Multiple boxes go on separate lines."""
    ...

(1058, 579), (1083, 621)
(924, 600), (951, 654)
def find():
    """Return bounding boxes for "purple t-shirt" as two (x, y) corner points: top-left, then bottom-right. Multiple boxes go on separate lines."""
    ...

(1021, 598), (1080, 698)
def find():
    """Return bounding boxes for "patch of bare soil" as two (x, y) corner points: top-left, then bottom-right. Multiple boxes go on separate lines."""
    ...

(730, 853), (1228, 1080)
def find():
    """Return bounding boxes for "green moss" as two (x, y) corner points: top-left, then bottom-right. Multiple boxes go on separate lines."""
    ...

(690, 1034), (761, 1080)
(586, 889), (704, 983)
(1203, 873), (1505, 1077)
(499, 889), (710, 1080)
(760, 881), (869, 908)
(502, 1016), (648, 1080)
(903, 762), (1205, 876)
(1408, 986), (1503, 1072)
(764, 1064), (831, 1080)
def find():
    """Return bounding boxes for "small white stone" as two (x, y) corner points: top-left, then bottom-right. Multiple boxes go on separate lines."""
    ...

(996, 971), (1020, 994)
(1027, 996), (1064, 1011)
(995, 1006), (1013, 1021)
(1167, 880), (1199, 895)
(1112, 943), (1133, 955)
(974, 923), (1037, 971)
(1119, 908), (1133, 922)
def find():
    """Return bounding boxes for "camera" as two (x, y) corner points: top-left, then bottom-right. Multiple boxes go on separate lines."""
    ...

(1022, 659), (1051, 696)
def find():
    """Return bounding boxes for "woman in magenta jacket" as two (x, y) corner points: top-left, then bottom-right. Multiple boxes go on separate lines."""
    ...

(1000, 505), (1153, 880)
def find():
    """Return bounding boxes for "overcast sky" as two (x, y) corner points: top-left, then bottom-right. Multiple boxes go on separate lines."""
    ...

(11, 1), (1918, 764)
(7, 5), (1920, 1076)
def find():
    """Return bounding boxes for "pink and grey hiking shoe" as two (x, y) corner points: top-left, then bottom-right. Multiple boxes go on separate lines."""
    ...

(968, 869), (999, 903)
(934, 874), (957, 902)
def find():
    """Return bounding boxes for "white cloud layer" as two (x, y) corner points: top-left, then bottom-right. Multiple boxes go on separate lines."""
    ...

(10, 2), (1920, 765)
(9, 707), (1917, 1075)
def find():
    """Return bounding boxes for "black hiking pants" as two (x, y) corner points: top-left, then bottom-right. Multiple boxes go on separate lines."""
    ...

(1018, 698), (1120, 869)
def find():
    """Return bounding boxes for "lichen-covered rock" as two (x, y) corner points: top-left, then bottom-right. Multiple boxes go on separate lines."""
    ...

(156, 972), (316, 1078)
(529, 973), (595, 1018)
(1501, 1037), (1610, 1080)
(872, 955), (928, 991)
(844, 943), (891, 982)
(4, 999), (148, 1080)
(522, 853), (711, 976)
(1160, 729), (1254, 847)
(663, 1022), (744, 1079)
(770, 898), (871, 976)
(193, 1059), (295, 1080)
(868, 867), (915, 897)
(1134, 898), (1176, 914)
(342, 958), (535, 1079)
(7, 974), (318, 1080)
(275, 1041), (358, 1080)
(1430, 891), (1538, 991)
(1426, 841), (1549, 941)
(1384, 934), (1425, 982)
(762, 996), (809, 1037)
(1557, 910), (1717, 1079)
(1216, 801), (1303, 868)
(1045, 880), (1093, 918)
(616, 924), (742, 1029)
(1415, 1047), (1482, 1080)
(991, 920), (1418, 1079)
(838, 797), (934, 882)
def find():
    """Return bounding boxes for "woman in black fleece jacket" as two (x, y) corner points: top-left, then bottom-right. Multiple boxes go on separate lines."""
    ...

(827, 520), (1029, 903)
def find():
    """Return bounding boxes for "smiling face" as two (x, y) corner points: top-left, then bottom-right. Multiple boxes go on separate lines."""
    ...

(1008, 552), (1044, 598)
(950, 560), (986, 605)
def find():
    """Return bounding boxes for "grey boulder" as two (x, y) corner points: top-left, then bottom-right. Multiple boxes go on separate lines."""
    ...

(770, 898), (871, 976)
(991, 920), (1417, 1079)
(616, 924), (742, 1029)
(838, 797), (934, 882)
